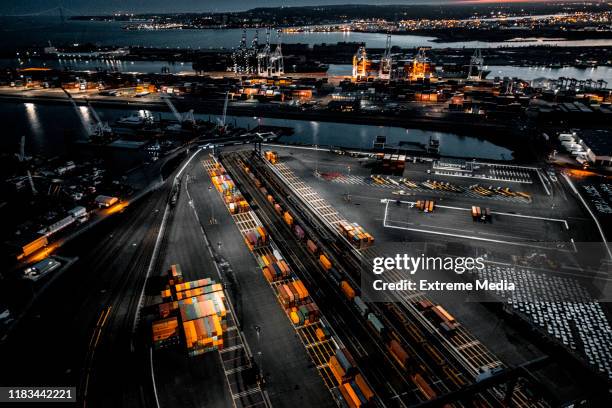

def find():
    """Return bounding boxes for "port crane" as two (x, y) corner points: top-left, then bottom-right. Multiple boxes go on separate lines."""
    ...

(379, 33), (392, 81)
(15, 135), (37, 195)
(61, 87), (111, 138)
(161, 94), (195, 125)
(84, 98), (112, 137)
(468, 49), (484, 80)
(217, 91), (229, 131)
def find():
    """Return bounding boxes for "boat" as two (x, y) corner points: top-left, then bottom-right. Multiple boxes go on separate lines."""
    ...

(116, 111), (155, 127)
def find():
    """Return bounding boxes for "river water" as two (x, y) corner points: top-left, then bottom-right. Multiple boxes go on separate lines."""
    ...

(1, 102), (513, 161)
(2, 17), (612, 50)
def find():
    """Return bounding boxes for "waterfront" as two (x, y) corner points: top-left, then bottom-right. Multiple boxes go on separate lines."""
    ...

(327, 64), (612, 82)
(0, 102), (513, 160)
(2, 17), (612, 51)
(3, 57), (611, 83)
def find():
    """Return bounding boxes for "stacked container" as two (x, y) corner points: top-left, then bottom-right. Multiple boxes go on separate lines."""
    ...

(278, 279), (309, 307)
(262, 260), (290, 282)
(329, 348), (357, 384)
(264, 150), (278, 164)
(151, 265), (229, 356)
(338, 222), (374, 249)
(152, 317), (180, 350)
(244, 226), (267, 250)
(289, 303), (319, 326)
(211, 174), (235, 195)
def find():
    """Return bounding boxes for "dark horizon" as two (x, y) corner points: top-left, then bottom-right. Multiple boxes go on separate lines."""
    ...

(0, 0), (573, 16)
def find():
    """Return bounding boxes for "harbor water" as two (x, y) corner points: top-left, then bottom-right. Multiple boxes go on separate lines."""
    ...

(0, 102), (513, 161)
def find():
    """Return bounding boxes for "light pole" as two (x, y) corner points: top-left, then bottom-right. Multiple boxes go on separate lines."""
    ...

(254, 325), (263, 384)
(209, 185), (216, 224)
(346, 165), (351, 202)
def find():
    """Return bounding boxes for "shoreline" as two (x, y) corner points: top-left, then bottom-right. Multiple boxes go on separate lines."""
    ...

(0, 91), (535, 162)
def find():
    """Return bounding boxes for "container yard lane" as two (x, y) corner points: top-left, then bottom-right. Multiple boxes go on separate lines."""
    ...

(181, 153), (335, 408)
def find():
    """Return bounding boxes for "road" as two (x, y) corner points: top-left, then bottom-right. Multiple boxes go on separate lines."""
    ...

(0, 157), (175, 407)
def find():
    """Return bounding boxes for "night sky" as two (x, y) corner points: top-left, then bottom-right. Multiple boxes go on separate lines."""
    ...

(0, 1), (551, 15)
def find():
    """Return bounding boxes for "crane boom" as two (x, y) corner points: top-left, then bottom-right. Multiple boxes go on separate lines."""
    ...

(161, 94), (183, 123)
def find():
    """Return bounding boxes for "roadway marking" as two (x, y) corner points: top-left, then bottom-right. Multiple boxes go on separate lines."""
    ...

(433, 170), (532, 185)
(149, 347), (161, 408)
(536, 168), (552, 196)
(562, 173), (612, 260)
(385, 198), (569, 228)
(232, 387), (262, 399)
(220, 344), (245, 354)
(382, 201), (574, 252)
(224, 365), (250, 375)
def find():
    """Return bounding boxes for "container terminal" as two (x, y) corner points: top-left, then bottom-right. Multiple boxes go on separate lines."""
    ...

(0, 4), (611, 408)
(1, 75), (611, 408)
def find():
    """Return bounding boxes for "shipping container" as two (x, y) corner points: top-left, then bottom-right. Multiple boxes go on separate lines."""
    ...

(152, 317), (180, 350)
(319, 254), (332, 270)
(336, 348), (357, 376)
(316, 327), (330, 341)
(343, 382), (367, 408)
(367, 313), (385, 335)
(338, 382), (357, 408)
(353, 296), (369, 317)
(329, 268), (343, 286)
(329, 356), (348, 384)
(341, 281), (356, 301)
(294, 224), (305, 240)
(354, 374), (374, 402)
(413, 374), (437, 400)
(306, 240), (318, 254)
(20, 235), (48, 258)
(388, 339), (409, 369)
(283, 211), (294, 226)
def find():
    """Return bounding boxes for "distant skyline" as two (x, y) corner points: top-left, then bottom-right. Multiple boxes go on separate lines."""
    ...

(0, 1), (566, 16)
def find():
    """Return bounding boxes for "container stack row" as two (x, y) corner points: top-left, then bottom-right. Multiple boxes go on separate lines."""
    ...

(337, 221), (374, 250)
(329, 348), (375, 408)
(150, 264), (228, 356)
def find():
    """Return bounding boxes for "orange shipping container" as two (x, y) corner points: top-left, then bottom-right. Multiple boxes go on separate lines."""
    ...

(354, 374), (374, 401)
(343, 383), (363, 408)
(413, 373), (437, 400)
(315, 327), (328, 341)
(283, 211), (293, 226)
(341, 281), (356, 300)
(329, 356), (347, 384)
(319, 255), (332, 270)
(338, 382), (357, 408)
(263, 267), (274, 282)
(293, 280), (309, 299)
